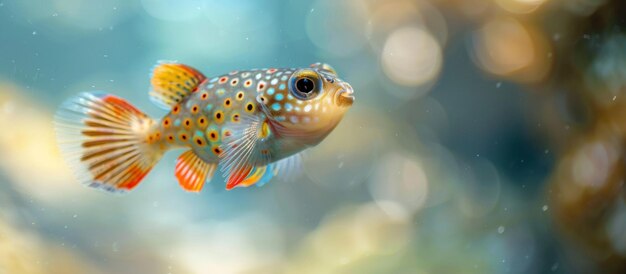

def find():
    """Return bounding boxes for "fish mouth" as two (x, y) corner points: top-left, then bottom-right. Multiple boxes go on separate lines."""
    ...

(334, 85), (355, 107)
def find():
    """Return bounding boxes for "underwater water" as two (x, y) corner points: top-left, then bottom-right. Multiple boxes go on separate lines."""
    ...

(1, 0), (626, 273)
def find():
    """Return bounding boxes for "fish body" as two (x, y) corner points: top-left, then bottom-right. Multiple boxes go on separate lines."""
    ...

(54, 62), (354, 193)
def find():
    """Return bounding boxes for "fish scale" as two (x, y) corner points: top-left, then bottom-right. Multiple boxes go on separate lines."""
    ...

(151, 68), (298, 163)
(54, 61), (354, 193)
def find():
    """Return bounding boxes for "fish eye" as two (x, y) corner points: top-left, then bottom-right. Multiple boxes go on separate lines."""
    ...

(296, 78), (315, 94)
(289, 69), (322, 100)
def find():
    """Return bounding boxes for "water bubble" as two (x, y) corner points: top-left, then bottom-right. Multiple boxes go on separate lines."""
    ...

(498, 226), (506, 234)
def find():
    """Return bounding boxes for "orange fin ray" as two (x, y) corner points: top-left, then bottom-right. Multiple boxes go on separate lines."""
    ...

(54, 92), (163, 194)
(225, 165), (253, 190)
(149, 61), (206, 110)
(175, 150), (216, 192)
(230, 153), (305, 189)
(219, 113), (273, 190)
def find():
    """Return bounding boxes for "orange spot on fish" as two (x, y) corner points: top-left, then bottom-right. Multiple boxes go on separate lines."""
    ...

(245, 103), (255, 113)
(208, 130), (219, 142)
(194, 136), (205, 147)
(197, 116), (208, 128)
(212, 145), (222, 156)
(214, 110), (224, 124)
(183, 118), (192, 129)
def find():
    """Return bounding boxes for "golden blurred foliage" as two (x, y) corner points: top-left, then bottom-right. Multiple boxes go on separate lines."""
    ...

(0, 83), (87, 203)
(0, 219), (103, 274)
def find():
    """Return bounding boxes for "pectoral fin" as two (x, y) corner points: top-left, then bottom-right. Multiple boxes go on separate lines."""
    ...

(219, 113), (272, 190)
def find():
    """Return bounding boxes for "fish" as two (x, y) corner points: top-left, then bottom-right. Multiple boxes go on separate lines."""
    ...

(54, 61), (355, 193)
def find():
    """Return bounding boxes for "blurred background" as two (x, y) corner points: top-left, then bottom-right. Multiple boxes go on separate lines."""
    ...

(1, 0), (625, 273)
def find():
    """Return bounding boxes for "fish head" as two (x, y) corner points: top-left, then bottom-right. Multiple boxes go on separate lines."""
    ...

(260, 63), (354, 149)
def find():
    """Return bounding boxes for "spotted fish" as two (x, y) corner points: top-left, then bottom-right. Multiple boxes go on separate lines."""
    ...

(54, 62), (355, 193)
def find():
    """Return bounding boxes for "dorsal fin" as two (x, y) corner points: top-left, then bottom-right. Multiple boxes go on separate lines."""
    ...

(149, 61), (206, 110)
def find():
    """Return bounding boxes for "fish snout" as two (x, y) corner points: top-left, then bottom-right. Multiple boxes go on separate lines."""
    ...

(334, 83), (354, 107)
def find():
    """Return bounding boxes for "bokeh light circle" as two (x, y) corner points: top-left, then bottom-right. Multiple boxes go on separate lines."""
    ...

(381, 27), (442, 87)
(369, 153), (429, 218)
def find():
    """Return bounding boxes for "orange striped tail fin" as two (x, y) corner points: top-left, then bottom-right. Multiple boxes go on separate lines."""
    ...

(54, 92), (163, 194)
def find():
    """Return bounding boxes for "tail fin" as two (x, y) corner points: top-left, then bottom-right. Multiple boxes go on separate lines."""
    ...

(54, 92), (163, 194)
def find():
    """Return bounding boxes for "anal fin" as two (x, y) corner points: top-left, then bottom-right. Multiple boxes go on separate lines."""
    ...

(175, 150), (216, 192)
